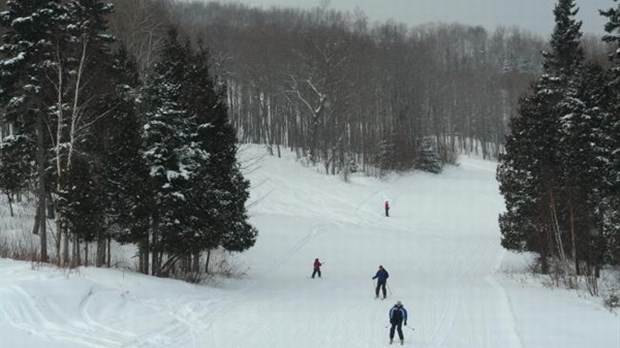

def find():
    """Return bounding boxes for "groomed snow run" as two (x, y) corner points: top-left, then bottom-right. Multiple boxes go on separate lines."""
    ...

(1, 145), (618, 348)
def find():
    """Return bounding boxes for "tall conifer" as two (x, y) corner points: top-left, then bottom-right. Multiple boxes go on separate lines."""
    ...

(1, 0), (62, 261)
(601, 0), (620, 265)
(498, 0), (585, 272)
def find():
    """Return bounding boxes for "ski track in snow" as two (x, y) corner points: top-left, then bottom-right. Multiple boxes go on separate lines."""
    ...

(2, 146), (618, 348)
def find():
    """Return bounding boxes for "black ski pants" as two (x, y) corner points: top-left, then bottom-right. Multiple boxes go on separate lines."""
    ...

(389, 321), (404, 340)
(376, 282), (387, 298)
(312, 268), (321, 278)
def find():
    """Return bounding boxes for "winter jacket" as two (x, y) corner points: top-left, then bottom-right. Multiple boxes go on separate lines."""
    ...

(389, 305), (408, 324)
(313, 260), (322, 270)
(372, 268), (389, 284)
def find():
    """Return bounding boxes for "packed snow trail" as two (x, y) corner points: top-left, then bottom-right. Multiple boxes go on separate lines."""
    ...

(1, 146), (618, 348)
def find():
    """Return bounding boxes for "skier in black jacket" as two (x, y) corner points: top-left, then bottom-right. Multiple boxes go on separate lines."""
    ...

(372, 265), (389, 299)
(388, 301), (408, 345)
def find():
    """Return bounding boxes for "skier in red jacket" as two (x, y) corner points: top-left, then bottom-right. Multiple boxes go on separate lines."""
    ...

(312, 258), (322, 278)
(385, 200), (390, 217)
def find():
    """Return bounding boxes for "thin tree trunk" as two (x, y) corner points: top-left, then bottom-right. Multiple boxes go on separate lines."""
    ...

(76, 238), (81, 266)
(151, 218), (159, 276)
(32, 200), (41, 235)
(63, 226), (69, 266)
(141, 234), (149, 274)
(193, 252), (200, 274)
(6, 194), (14, 217)
(84, 242), (88, 266)
(107, 236), (111, 267)
(72, 238), (77, 266)
(36, 113), (48, 262)
(569, 202), (579, 275)
(96, 233), (106, 267)
(204, 250), (211, 274)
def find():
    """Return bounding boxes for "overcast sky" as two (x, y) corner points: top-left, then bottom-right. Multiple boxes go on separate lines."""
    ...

(209, 0), (613, 37)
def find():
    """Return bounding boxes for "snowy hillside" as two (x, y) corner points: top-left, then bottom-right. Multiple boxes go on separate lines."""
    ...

(1, 145), (618, 348)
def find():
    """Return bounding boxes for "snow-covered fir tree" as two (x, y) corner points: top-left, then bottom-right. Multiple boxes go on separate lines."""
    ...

(104, 47), (153, 273)
(557, 63), (610, 272)
(601, 0), (620, 265)
(187, 51), (258, 256)
(141, 28), (197, 274)
(141, 29), (257, 276)
(0, 134), (33, 216)
(1, 0), (63, 261)
(57, 153), (105, 265)
(499, 0), (620, 275)
(498, 0), (585, 273)
(415, 138), (442, 174)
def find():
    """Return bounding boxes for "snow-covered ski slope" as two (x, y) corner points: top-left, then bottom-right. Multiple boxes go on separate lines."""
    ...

(1, 145), (618, 348)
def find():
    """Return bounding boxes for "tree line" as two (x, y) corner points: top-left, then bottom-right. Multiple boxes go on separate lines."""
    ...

(0, 0), (257, 277)
(67, 0), (573, 177)
(497, 0), (620, 294)
(167, 1), (554, 176)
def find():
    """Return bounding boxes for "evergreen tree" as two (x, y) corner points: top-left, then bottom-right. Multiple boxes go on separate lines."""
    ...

(497, 0), (584, 273)
(141, 28), (197, 274)
(57, 153), (105, 264)
(557, 63), (610, 272)
(601, 0), (620, 265)
(0, 134), (34, 216)
(498, 84), (557, 271)
(376, 135), (397, 175)
(184, 45), (257, 269)
(104, 47), (153, 272)
(1, 0), (62, 261)
(141, 29), (257, 276)
(415, 137), (442, 174)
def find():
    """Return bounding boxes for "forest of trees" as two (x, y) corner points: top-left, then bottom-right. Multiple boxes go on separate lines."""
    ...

(169, 1), (551, 175)
(156, 0), (613, 178)
(0, 0), (257, 278)
(1, 0), (618, 286)
(497, 0), (619, 294)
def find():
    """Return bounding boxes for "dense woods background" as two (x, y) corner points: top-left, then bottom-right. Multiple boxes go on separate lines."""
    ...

(107, 0), (584, 173)
(1, 0), (612, 174)
(1, 0), (618, 291)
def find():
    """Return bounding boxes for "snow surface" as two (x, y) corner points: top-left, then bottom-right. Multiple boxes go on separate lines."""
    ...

(1, 145), (618, 348)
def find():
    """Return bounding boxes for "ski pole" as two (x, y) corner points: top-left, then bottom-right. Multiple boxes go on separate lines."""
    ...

(387, 283), (393, 295)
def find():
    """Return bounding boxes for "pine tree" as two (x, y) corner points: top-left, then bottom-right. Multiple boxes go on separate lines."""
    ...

(184, 45), (257, 270)
(104, 47), (153, 272)
(376, 135), (397, 175)
(557, 63), (610, 273)
(141, 28), (196, 274)
(1, 0), (62, 261)
(601, 0), (620, 265)
(57, 153), (105, 265)
(415, 137), (442, 174)
(498, 87), (556, 271)
(497, 0), (584, 273)
(0, 134), (34, 216)
(140, 29), (258, 276)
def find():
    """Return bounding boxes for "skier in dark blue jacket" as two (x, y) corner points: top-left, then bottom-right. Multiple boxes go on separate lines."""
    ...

(372, 265), (389, 299)
(388, 301), (408, 345)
